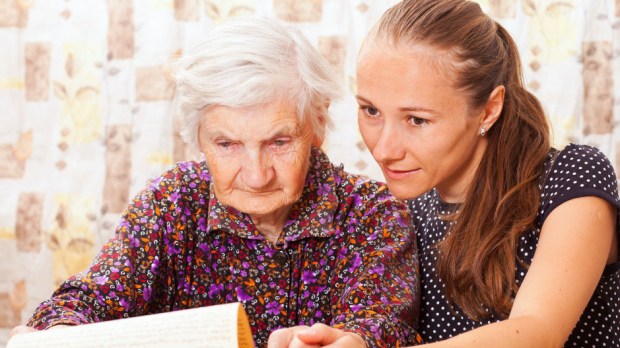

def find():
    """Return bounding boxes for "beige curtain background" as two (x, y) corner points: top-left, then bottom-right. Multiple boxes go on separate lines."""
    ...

(1, 0), (619, 345)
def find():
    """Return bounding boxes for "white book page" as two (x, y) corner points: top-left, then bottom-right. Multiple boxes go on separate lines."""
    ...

(8, 302), (254, 348)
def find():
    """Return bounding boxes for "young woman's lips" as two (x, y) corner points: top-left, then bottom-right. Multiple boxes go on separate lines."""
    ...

(382, 166), (420, 180)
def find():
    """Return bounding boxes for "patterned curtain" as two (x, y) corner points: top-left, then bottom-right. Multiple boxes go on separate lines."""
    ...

(1, 0), (619, 345)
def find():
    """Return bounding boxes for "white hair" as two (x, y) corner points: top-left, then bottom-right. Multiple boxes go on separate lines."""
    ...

(172, 16), (344, 152)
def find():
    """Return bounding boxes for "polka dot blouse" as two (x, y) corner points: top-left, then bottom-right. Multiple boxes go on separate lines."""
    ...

(409, 144), (620, 346)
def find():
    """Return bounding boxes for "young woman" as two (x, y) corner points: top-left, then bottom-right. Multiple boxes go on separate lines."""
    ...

(288, 0), (619, 347)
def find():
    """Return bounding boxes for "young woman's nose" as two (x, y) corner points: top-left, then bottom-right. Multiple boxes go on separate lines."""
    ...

(372, 123), (405, 163)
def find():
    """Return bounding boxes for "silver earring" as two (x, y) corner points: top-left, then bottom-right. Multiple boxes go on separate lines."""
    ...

(480, 127), (486, 136)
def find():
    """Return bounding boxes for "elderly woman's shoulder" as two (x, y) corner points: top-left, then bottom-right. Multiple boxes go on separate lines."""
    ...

(142, 160), (211, 197)
(332, 163), (400, 204)
(164, 160), (210, 181)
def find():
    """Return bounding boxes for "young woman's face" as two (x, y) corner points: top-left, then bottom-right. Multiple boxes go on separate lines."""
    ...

(356, 44), (488, 202)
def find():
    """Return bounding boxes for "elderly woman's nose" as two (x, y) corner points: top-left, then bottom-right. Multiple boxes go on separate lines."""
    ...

(241, 151), (275, 189)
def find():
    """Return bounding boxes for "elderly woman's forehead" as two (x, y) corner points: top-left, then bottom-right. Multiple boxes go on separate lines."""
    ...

(204, 97), (298, 113)
(200, 102), (310, 131)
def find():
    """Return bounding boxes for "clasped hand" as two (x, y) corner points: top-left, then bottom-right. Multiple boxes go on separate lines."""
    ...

(268, 323), (367, 348)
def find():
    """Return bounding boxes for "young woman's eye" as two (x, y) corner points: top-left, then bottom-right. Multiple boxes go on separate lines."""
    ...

(410, 116), (427, 127)
(360, 106), (380, 118)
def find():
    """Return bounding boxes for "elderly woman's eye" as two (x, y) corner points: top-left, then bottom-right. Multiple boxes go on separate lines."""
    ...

(217, 141), (233, 148)
(272, 139), (289, 147)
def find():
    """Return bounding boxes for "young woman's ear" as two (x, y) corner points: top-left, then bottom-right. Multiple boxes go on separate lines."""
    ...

(480, 85), (505, 132)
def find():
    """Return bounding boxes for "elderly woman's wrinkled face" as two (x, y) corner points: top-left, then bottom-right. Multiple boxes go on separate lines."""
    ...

(198, 99), (319, 219)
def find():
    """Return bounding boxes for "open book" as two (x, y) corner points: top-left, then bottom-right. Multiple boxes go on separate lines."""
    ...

(8, 302), (254, 348)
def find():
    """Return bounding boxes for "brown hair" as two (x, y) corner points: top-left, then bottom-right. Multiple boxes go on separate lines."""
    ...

(369, 0), (550, 319)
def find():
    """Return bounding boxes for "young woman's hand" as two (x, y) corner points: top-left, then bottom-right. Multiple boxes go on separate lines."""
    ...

(268, 323), (367, 348)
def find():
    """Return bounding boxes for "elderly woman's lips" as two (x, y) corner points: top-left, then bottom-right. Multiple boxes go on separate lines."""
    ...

(241, 190), (277, 195)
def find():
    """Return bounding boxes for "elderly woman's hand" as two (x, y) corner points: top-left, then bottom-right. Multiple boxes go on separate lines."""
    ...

(268, 323), (367, 348)
(8, 325), (35, 341)
(8, 324), (71, 341)
(268, 325), (316, 348)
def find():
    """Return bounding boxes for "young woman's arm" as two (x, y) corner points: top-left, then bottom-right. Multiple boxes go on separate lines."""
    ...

(423, 195), (617, 347)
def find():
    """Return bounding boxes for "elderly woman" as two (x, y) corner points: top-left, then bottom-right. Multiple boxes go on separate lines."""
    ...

(10, 17), (420, 348)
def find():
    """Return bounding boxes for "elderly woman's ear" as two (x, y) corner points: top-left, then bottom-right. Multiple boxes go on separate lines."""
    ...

(312, 101), (330, 147)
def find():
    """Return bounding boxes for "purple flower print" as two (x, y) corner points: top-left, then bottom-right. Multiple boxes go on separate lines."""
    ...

(177, 162), (192, 172)
(334, 173), (342, 185)
(198, 169), (210, 181)
(124, 259), (134, 272)
(266, 301), (280, 315)
(148, 177), (163, 190)
(351, 303), (364, 312)
(143, 286), (153, 301)
(369, 263), (385, 276)
(128, 234), (140, 248)
(302, 270), (317, 283)
(352, 194), (362, 207)
(167, 243), (180, 255)
(236, 287), (252, 302)
(169, 191), (181, 203)
(367, 230), (378, 241)
(177, 275), (186, 291)
(317, 183), (331, 196)
(246, 239), (257, 249)
(348, 252), (362, 273)
(118, 218), (131, 230)
(198, 218), (208, 232)
(395, 211), (408, 228)
(119, 298), (130, 309)
(209, 284), (224, 297)
(96, 295), (105, 307)
(150, 257), (160, 275)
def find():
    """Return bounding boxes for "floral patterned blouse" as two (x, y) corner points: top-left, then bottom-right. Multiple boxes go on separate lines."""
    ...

(28, 147), (422, 347)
